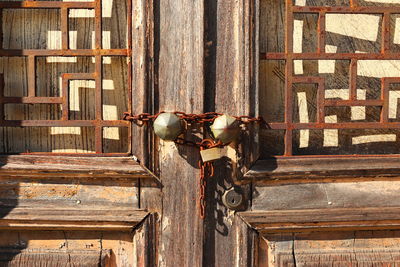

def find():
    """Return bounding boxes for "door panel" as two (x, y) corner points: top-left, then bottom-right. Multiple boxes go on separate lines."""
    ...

(260, 231), (400, 266)
(0, 231), (133, 267)
(244, 0), (400, 266)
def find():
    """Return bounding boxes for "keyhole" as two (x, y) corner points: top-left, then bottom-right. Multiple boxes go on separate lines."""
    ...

(223, 187), (244, 210)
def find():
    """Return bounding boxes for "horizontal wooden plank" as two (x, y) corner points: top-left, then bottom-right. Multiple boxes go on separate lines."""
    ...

(0, 1), (95, 8)
(263, 231), (400, 266)
(0, 207), (149, 231)
(0, 155), (154, 179)
(0, 249), (109, 266)
(240, 207), (400, 233)
(252, 181), (400, 210)
(245, 156), (400, 181)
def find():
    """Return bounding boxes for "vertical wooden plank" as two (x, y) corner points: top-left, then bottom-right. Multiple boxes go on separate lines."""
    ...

(131, 0), (154, 165)
(382, 12), (390, 53)
(205, 0), (258, 178)
(61, 77), (68, 120)
(133, 213), (157, 267)
(258, 237), (269, 267)
(27, 55), (35, 97)
(233, 215), (259, 267)
(284, 0), (293, 156)
(203, 0), (258, 265)
(61, 7), (68, 50)
(156, 0), (204, 266)
(0, 74), (4, 121)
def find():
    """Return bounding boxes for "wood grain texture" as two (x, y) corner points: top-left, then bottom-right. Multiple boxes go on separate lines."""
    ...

(131, 0), (154, 165)
(233, 215), (259, 267)
(156, 0), (204, 266)
(259, 0), (400, 157)
(263, 231), (400, 267)
(0, 1), (129, 154)
(0, 230), (136, 266)
(240, 207), (400, 233)
(202, 0), (259, 266)
(0, 155), (153, 178)
(252, 181), (400, 210)
(245, 156), (400, 181)
(0, 248), (109, 267)
(133, 213), (157, 267)
(0, 178), (140, 210)
(207, 0), (259, 177)
(0, 207), (148, 231)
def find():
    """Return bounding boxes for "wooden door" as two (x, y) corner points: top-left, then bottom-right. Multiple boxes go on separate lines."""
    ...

(0, 0), (155, 266)
(244, 0), (400, 266)
(5, 0), (400, 266)
(144, 0), (400, 266)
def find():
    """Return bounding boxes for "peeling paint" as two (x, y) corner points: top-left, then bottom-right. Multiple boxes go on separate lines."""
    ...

(160, 140), (177, 161)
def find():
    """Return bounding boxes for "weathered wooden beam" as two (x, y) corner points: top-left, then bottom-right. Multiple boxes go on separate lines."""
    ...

(0, 155), (155, 179)
(202, 0), (259, 266)
(0, 207), (149, 231)
(245, 156), (400, 181)
(240, 207), (400, 233)
(156, 0), (205, 265)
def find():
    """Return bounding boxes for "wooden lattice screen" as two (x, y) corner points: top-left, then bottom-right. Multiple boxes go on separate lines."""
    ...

(260, 0), (400, 157)
(0, 0), (131, 155)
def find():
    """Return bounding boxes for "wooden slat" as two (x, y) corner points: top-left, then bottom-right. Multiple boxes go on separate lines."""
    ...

(133, 213), (157, 267)
(131, 0), (153, 167)
(157, 0), (204, 265)
(252, 181), (400, 210)
(240, 207), (400, 233)
(263, 231), (400, 266)
(0, 155), (154, 179)
(0, 207), (148, 231)
(0, 249), (110, 266)
(0, 1), (96, 8)
(202, 0), (258, 265)
(245, 156), (400, 181)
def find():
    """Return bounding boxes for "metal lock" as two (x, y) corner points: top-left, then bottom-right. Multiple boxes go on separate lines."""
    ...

(200, 147), (224, 162)
(153, 112), (183, 141)
(222, 186), (244, 210)
(210, 114), (240, 144)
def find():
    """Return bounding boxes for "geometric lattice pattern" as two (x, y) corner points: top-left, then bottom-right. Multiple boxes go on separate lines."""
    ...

(0, 0), (131, 155)
(262, 0), (400, 156)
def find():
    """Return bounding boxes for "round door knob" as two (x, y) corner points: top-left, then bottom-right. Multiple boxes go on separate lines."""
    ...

(210, 114), (240, 144)
(153, 112), (183, 141)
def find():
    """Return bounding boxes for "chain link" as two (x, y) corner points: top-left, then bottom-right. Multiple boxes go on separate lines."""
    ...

(123, 111), (264, 219)
(197, 138), (222, 218)
(124, 111), (265, 127)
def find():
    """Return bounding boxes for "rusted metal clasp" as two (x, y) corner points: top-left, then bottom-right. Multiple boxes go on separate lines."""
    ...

(123, 111), (265, 219)
(198, 139), (222, 219)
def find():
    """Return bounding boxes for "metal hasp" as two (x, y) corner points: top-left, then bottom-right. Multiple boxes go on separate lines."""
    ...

(153, 112), (183, 141)
(210, 114), (240, 144)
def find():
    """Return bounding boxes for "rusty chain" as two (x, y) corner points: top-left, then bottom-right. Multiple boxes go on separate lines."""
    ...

(123, 111), (265, 219)
(123, 111), (265, 128)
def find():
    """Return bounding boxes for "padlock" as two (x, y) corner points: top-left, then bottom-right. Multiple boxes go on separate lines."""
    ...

(210, 114), (240, 144)
(200, 147), (224, 162)
(153, 112), (183, 141)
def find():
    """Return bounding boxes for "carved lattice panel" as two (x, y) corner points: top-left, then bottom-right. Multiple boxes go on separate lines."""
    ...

(260, 0), (400, 156)
(0, 0), (131, 155)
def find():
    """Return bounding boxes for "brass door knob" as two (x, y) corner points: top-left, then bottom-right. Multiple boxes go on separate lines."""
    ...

(210, 114), (240, 144)
(153, 112), (183, 141)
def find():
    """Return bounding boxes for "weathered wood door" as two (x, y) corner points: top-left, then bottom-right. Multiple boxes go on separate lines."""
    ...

(144, 0), (400, 266)
(4, 0), (400, 266)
